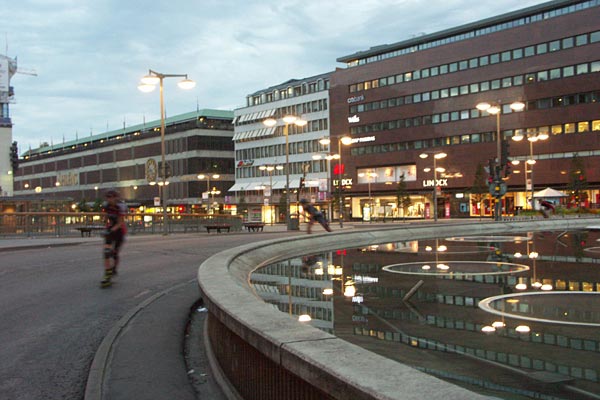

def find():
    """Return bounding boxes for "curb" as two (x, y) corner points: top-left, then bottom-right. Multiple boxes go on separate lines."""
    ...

(84, 279), (196, 400)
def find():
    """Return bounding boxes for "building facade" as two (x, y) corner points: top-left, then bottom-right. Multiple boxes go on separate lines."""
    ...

(0, 55), (17, 197)
(231, 73), (333, 223)
(10, 109), (234, 213)
(329, 0), (600, 220)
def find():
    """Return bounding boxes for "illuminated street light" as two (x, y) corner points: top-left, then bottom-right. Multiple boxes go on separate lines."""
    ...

(419, 151), (447, 222)
(263, 115), (307, 231)
(512, 130), (549, 210)
(139, 69), (196, 234)
(197, 173), (220, 212)
(336, 136), (352, 228)
(259, 164), (283, 225)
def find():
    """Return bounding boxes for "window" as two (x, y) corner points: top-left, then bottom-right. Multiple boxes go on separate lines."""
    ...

(549, 40), (560, 51)
(525, 73), (536, 84)
(450, 87), (459, 97)
(537, 43), (548, 54)
(460, 110), (470, 120)
(449, 62), (458, 72)
(490, 53), (500, 64)
(524, 46), (535, 57)
(470, 83), (479, 93)
(564, 123), (576, 134)
(578, 122), (590, 132)
(431, 90), (439, 100)
(577, 63), (589, 75)
(422, 92), (430, 102)
(479, 55), (489, 66)
(562, 37), (574, 49)
(592, 61), (600, 72)
(480, 81), (490, 91)
(513, 75), (523, 85)
(537, 71), (548, 81)
(459, 85), (469, 95)
(501, 51), (511, 62)
(592, 120), (600, 131)
(591, 31), (600, 43)
(395, 74), (404, 83)
(563, 66), (575, 77)
(513, 48), (523, 59)
(576, 34), (588, 46)
(469, 58), (478, 68)
(502, 77), (512, 87)
(430, 66), (439, 76)
(421, 69), (430, 78)
(440, 89), (449, 98)
(440, 65), (448, 74)
(404, 72), (412, 81)
(551, 125), (563, 135)
(491, 79), (501, 89)
(549, 68), (561, 79)
(459, 60), (468, 70)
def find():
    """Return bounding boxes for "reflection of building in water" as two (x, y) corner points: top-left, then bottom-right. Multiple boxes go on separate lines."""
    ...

(250, 254), (334, 333)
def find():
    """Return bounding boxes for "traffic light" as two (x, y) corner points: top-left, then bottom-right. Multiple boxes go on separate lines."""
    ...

(10, 141), (18, 170)
(500, 139), (510, 167)
(504, 162), (512, 177)
(488, 158), (496, 181)
(299, 177), (305, 188)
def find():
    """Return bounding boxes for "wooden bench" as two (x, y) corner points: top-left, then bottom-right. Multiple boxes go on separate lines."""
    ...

(243, 222), (265, 232)
(205, 224), (231, 234)
(75, 226), (105, 237)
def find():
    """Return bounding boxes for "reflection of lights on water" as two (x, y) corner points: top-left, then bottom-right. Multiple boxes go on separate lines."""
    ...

(515, 283), (528, 290)
(481, 325), (495, 333)
(335, 267), (343, 275)
(506, 299), (519, 304)
(322, 288), (333, 295)
(327, 265), (335, 275)
(425, 246), (432, 252)
(514, 252), (522, 258)
(529, 251), (539, 259)
(437, 245), (447, 252)
(436, 264), (450, 270)
(532, 281), (543, 288)
(298, 314), (312, 322)
(492, 321), (506, 328)
(314, 268), (324, 275)
(515, 325), (531, 333)
(541, 284), (553, 291)
(421, 265), (431, 270)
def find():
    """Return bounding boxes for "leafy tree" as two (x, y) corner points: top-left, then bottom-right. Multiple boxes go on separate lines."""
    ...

(92, 198), (103, 212)
(237, 192), (248, 219)
(278, 192), (288, 222)
(77, 199), (90, 212)
(470, 162), (488, 218)
(568, 154), (588, 208)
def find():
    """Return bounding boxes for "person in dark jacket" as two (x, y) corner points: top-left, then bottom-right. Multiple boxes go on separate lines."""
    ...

(300, 198), (332, 234)
(101, 189), (127, 288)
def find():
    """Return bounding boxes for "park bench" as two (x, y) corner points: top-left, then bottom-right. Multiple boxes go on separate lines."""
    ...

(205, 224), (231, 234)
(243, 222), (265, 232)
(75, 225), (105, 237)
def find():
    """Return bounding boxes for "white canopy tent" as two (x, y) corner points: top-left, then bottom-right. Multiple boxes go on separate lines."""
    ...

(533, 187), (568, 198)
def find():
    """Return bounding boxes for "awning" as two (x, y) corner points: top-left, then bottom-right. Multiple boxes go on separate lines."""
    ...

(533, 187), (567, 197)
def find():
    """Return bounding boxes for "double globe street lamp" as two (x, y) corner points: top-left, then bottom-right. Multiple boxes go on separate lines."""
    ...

(419, 151), (447, 222)
(138, 70), (196, 234)
(511, 130), (549, 210)
(259, 164), (283, 225)
(263, 115), (307, 231)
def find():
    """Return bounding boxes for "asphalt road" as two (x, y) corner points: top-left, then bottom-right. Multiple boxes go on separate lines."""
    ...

(0, 232), (289, 400)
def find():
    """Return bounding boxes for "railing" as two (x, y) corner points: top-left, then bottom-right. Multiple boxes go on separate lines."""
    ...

(0, 212), (243, 238)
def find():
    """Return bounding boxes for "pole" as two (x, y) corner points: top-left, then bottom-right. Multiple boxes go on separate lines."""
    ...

(159, 76), (168, 235)
(285, 123), (291, 231)
(338, 137), (344, 228)
(495, 111), (502, 221)
(269, 171), (274, 225)
(529, 140), (534, 210)
(433, 157), (438, 222)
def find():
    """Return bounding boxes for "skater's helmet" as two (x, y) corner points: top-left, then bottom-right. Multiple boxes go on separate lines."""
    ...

(300, 198), (308, 205)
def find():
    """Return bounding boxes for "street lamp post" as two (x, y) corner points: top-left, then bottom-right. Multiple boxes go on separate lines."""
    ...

(419, 152), (447, 222)
(197, 173), (220, 212)
(476, 100), (524, 220)
(138, 69), (196, 234)
(512, 130), (548, 210)
(263, 115), (307, 231)
(336, 136), (352, 228)
(358, 171), (377, 220)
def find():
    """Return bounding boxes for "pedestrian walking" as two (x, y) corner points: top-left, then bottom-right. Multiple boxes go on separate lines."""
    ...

(101, 189), (127, 288)
(300, 198), (332, 234)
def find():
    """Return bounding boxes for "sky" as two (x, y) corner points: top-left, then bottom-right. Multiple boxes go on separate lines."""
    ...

(2, 0), (548, 151)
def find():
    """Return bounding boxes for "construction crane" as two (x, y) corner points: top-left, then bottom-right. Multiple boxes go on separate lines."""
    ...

(16, 67), (37, 76)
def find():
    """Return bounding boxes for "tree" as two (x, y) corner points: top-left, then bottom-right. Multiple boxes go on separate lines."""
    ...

(278, 192), (288, 223)
(77, 199), (90, 212)
(568, 154), (588, 208)
(395, 174), (411, 221)
(470, 162), (488, 218)
(237, 192), (248, 220)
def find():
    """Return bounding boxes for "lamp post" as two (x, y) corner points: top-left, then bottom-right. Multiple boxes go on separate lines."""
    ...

(419, 152), (447, 222)
(259, 164), (283, 225)
(476, 100), (524, 220)
(512, 130), (548, 210)
(336, 136), (352, 228)
(358, 170), (377, 220)
(263, 115), (307, 231)
(314, 137), (339, 223)
(210, 188), (221, 213)
(197, 173), (219, 212)
(138, 69), (196, 235)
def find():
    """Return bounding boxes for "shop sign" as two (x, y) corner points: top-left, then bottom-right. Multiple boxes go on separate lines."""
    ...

(332, 178), (353, 186)
(422, 178), (448, 187)
(237, 159), (254, 167)
(348, 115), (360, 123)
(350, 136), (375, 144)
(57, 172), (79, 187)
(347, 94), (365, 104)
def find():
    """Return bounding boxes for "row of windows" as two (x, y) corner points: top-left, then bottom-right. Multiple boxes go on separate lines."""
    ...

(349, 87), (600, 138)
(235, 158), (329, 180)
(350, 119), (600, 157)
(237, 137), (329, 161)
(236, 98), (329, 128)
(348, 29), (600, 94)
(350, 60), (600, 114)
(248, 78), (329, 106)
(346, 1), (599, 67)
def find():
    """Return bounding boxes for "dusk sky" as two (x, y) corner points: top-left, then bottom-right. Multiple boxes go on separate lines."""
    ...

(2, 0), (547, 151)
